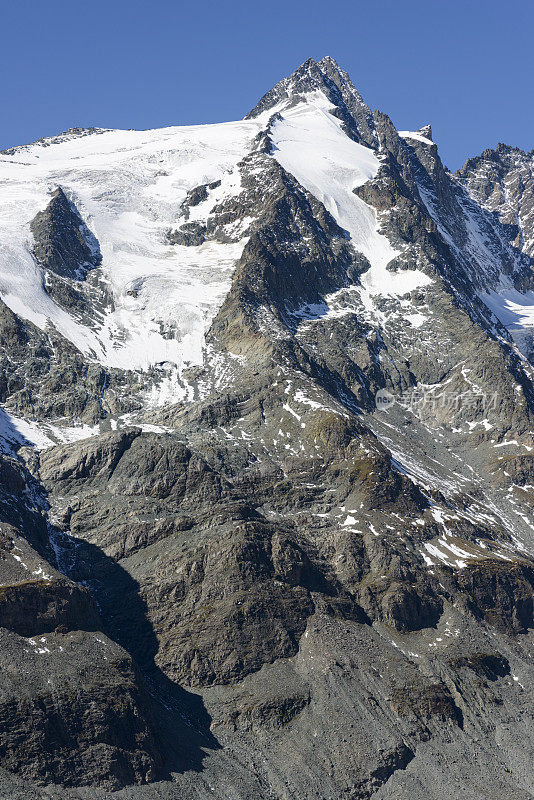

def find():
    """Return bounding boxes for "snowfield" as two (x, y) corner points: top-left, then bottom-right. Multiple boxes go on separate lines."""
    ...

(0, 121), (261, 372)
(0, 89), (437, 388)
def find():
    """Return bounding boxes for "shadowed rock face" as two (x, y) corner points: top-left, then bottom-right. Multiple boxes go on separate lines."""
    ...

(0, 451), (165, 791)
(0, 578), (101, 637)
(1, 56), (534, 800)
(31, 187), (101, 281)
(0, 298), (146, 425)
(0, 648), (163, 791)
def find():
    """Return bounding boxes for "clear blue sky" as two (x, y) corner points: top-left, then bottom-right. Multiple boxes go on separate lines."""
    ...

(2, 0), (532, 169)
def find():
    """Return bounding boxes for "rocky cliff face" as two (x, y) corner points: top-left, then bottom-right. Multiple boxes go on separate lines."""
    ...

(0, 57), (533, 800)
(456, 143), (534, 258)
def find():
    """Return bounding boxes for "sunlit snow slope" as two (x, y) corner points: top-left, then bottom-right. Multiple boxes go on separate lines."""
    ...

(270, 93), (433, 321)
(0, 121), (262, 371)
(0, 88), (438, 388)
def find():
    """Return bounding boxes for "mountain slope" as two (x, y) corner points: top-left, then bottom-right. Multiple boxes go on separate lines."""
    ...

(0, 57), (533, 800)
(456, 144), (534, 360)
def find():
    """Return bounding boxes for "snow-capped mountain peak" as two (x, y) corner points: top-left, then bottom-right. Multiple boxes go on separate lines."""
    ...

(246, 56), (377, 147)
(3, 56), (534, 800)
(0, 56), (533, 427)
(0, 59), (381, 408)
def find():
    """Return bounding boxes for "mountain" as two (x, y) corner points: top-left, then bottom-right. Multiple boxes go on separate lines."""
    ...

(456, 143), (534, 257)
(0, 56), (533, 799)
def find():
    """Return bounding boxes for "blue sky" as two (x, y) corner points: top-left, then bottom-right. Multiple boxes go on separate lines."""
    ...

(2, 0), (532, 169)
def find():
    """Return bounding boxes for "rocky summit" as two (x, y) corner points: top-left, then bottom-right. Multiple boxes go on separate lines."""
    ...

(0, 56), (533, 799)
